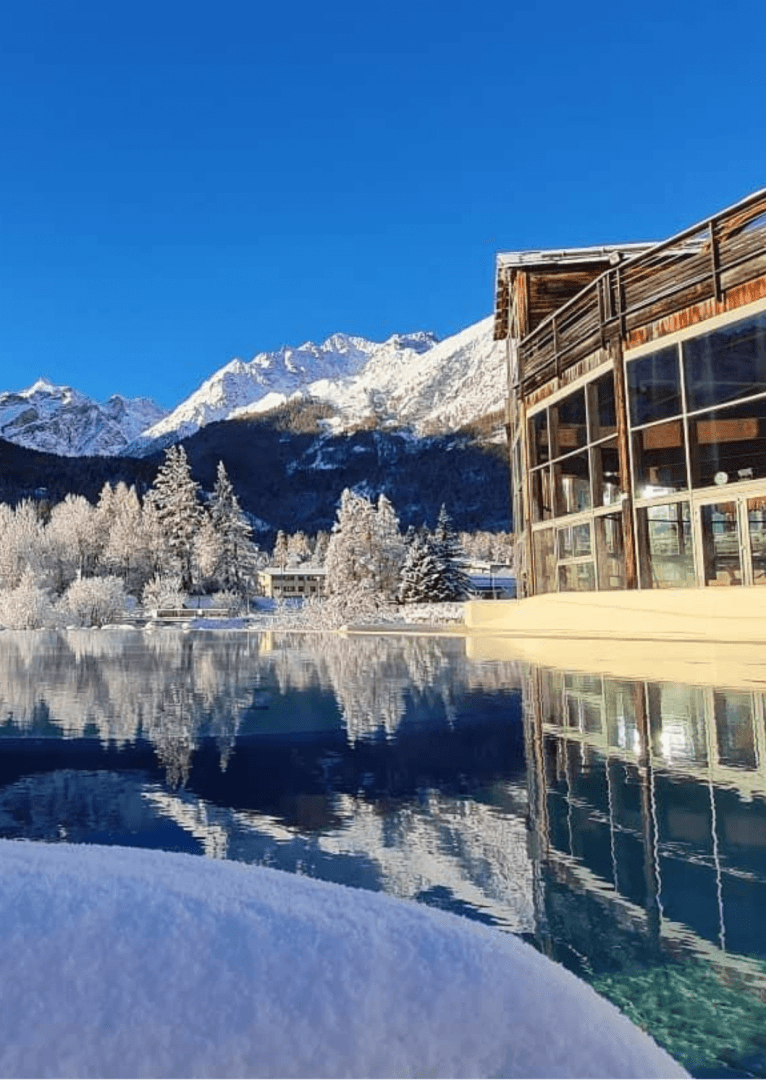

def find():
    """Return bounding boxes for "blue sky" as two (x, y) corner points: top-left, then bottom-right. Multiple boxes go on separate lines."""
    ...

(1, 0), (764, 408)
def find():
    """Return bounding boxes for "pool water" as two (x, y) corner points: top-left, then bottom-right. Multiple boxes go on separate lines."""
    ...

(1, 628), (765, 1076)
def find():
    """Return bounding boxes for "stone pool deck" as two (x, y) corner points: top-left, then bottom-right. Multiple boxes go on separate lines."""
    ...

(463, 587), (766, 690)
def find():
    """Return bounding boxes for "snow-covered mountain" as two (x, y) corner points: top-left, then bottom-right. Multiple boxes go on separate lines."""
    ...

(131, 318), (505, 453)
(0, 378), (167, 457)
(0, 318), (505, 459)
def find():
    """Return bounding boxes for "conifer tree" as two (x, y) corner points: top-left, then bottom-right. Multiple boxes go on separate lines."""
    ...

(373, 493), (406, 600)
(144, 445), (201, 591)
(398, 533), (443, 603)
(431, 504), (470, 601)
(324, 489), (378, 599)
(209, 461), (257, 597)
(272, 530), (288, 570)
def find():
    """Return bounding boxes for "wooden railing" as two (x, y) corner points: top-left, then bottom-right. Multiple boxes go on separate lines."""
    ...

(518, 189), (766, 392)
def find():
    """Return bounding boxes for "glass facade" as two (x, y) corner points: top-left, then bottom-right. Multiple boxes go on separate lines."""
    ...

(628, 309), (766, 590)
(522, 307), (766, 596)
(527, 368), (625, 594)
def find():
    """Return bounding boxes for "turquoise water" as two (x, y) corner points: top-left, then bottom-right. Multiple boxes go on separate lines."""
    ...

(1, 628), (765, 1076)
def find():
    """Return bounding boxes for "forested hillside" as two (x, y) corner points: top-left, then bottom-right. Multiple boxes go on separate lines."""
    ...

(0, 413), (511, 542)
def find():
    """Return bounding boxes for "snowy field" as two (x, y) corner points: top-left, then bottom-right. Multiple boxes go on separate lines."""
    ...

(0, 840), (687, 1079)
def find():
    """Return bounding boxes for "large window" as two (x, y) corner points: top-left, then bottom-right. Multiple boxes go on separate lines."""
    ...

(528, 372), (622, 524)
(627, 346), (682, 426)
(689, 398), (766, 489)
(628, 312), (766, 502)
(632, 420), (688, 496)
(637, 501), (695, 589)
(528, 371), (626, 594)
(683, 311), (766, 412)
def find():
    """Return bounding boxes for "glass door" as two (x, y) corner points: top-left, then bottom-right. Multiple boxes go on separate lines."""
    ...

(698, 501), (743, 586)
(746, 497), (766, 585)
(695, 495), (766, 586)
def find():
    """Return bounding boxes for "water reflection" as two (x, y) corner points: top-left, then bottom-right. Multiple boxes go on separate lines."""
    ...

(2, 629), (766, 1074)
(0, 629), (533, 932)
(525, 665), (766, 1076)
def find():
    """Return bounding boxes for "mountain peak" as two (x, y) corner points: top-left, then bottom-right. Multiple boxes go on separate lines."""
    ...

(23, 377), (64, 396)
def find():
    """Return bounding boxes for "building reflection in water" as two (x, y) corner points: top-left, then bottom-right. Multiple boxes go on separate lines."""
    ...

(522, 664), (766, 1073)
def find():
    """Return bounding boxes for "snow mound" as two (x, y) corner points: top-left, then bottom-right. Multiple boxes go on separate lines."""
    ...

(0, 840), (686, 1079)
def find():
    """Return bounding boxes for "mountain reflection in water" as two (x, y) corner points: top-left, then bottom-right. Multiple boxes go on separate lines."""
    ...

(1, 628), (765, 1076)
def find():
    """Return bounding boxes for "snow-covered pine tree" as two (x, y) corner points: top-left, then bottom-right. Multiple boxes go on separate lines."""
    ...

(144, 445), (202, 591)
(310, 530), (330, 566)
(373, 493), (406, 601)
(209, 461), (258, 598)
(324, 488), (378, 600)
(286, 530), (311, 564)
(398, 532), (443, 603)
(272, 530), (288, 570)
(430, 504), (470, 601)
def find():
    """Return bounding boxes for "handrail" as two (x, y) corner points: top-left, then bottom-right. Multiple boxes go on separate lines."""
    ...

(517, 188), (766, 392)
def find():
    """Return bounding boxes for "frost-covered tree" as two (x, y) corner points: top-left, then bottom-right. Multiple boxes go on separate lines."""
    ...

(44, 495), (102, 592)
(0, 566), (55, 629)
(57, 575), (129, 627)
(325, 489), (407, 603)
(193, 512), (223, 588)
(398, 533), (443, 603)
(144, 445), (202, 590)
(372, 494), (406, 600)
(209, 461), (258, 597)
(286, 530), (311, 564)
(142, 574), (187, 612)
(0, 501), (44, 591)
(324, 489), (378, 600)
(310, 531), (330, 566)
(430, 505), (470, 601)
(272, 530), (288, 570)
(100, 483), (154, 594)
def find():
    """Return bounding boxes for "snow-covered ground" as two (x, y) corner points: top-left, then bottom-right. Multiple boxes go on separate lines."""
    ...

(0, 840), (686, 1079)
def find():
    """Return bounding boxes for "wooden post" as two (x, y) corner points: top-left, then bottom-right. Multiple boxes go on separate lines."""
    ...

(611, 335), (638, 589)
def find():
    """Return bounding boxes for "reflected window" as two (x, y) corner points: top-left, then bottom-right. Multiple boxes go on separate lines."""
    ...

(627, 346), (682, 426)
(592, 437), (622, 506)
(632, 420), (688, 496)
(714, 692), (757, 770)
(605, 680), (641, 752)
(529, 410), (550, 467)
(533, 529), (557, 594)
(684, 312), (766, 412)
(558, 522), (591, 559)
(689, 398), (766, 489)
(648, 682), (708, 766)
(554, 452), (592, 515)
(595, 514), (626, 590)
(551, 388), (587, 456)
(590, 372), (617, 441)
(638, 501), (696, 588)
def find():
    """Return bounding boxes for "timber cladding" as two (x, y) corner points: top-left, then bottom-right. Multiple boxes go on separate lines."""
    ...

(526, 267), (608, 334)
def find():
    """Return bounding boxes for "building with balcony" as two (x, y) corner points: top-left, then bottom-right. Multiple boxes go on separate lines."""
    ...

(496, 189), (766, 599)
(258, 566), (326, 601)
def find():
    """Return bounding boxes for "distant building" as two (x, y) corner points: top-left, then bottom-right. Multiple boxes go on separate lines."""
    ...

(258, 566), (326, 601)
(495, 189), (766, 597)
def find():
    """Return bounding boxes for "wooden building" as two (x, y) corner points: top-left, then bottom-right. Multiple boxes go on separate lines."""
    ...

(496, 189), (766, 597)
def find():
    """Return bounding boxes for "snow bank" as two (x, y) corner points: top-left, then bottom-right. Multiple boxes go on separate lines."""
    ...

(0, 841), (686, 1079)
